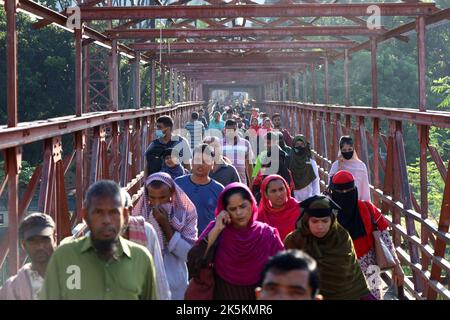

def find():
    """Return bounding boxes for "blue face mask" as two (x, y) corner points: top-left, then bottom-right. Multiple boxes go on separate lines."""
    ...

(155, 129), (165, 139)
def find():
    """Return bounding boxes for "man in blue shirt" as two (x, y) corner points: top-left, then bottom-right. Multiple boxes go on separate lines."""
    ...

(175, 144), (224, 234)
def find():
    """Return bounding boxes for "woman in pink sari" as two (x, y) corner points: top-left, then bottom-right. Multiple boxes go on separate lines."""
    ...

(187, 182), (284, 300)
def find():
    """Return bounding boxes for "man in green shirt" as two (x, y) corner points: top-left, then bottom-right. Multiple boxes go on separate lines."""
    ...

(41, 180), (157, 300)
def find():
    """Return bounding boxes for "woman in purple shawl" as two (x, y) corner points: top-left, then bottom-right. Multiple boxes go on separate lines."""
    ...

(187, 182), (284, 300)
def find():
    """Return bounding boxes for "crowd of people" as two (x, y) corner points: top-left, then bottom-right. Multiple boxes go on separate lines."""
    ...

(0, 103), (404, 300)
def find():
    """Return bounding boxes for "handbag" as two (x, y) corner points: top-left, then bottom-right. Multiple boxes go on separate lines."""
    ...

(365, 202), (397, 270)
(184, 236), (221, 300)
(184, 262), (215, 300)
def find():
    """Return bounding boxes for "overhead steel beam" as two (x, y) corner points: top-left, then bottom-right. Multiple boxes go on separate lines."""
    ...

(331, 7), (450, 60)
(79, 4), (437, 20)
(132, 40), (356, 51)
(16, 0), (146, 61)
(106, 26), (385, 39)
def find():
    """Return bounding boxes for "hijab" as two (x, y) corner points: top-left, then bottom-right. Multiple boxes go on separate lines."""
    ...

(285, 195), (369, 300)
(330, 170), (366, 240)
(289, 135), (317, 189)
(199, 183), (284, 286)
(258, 175), (300, 241)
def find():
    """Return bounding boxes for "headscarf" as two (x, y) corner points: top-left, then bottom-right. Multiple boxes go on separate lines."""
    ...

(249, 117), (261, 134)
(258, 175), (300, 242)
(143, 172), (198, 249)
(199, 182), (284, 286)
(289, 135), (317, 190)
(330, 170), (366, 240)
(285, 195), (369, 300)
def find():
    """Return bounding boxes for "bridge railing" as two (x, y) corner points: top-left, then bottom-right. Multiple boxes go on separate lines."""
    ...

(266, 101), (450, 300)
(0, 101), (202, 282)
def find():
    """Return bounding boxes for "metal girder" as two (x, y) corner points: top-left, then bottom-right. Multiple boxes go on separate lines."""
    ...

(106, 26), (385, 39)
(132, 40), (355, 51)
(0, 103), (202, 150)
(79, 4), (437, 20)
(264, 102), (450, 130)
(16, 0), (144, 61)
(331, 7), (450, 60)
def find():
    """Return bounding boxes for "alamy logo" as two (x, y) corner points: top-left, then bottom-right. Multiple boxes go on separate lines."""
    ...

(66, 6), (81, 30)
(66, 265), (81, 290)
(367, 5), (381, 30)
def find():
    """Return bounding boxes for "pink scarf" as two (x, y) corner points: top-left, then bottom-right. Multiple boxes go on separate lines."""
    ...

(199, 182), (284, 286)
(257, 175), (301, 242)
(143, 172), (198, 249)
(127, 216), (148, 247)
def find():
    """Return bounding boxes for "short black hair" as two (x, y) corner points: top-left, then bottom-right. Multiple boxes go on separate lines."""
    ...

(198, 109), (204, 113)
(225, 119), (237, 127)
(84, 180), (123, 213)
(226, 108), (233, 114)
(339, 135), (354, 149)
(156, 115), (174, 129)
(260, 249), (319, 298)
(193, 143), (215, 159)
(191, 112), (199, 120)
(272, 113), (281, 120)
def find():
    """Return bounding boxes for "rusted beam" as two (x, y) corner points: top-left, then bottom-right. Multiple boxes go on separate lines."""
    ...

(264, 102), (450, 130)
(75, 27), (83, 116)
(6, 0), (18, 128)
(427, 158), (450, 299)
(79, 4), (437, 20)
(132, 40), (356, 51)
(17, 0), (148, 62)
(0, 102), (203, 150)
(110, 40), (119, 111)
(344, 49), (350, 106)
(106, 26), (385, 39)
(417, 16), (426, 112)
(5, 0), (19, 275)
(331, 8), (450, 61)
(31, 0), (104, 30)
(370, 37), (378, 108)
(428, 145), (448, 181)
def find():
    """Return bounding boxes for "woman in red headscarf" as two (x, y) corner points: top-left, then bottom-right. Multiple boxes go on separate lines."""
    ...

(257, 175), (301, 242)
(187, 182), (284, 300)
(329, 170), (404, 300)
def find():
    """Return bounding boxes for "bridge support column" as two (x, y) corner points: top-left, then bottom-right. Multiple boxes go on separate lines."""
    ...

(324, 58), (329, 105)
(311, 64), (316, 104)
(160, 65), (166, 105)
(110, 40), (119, 111)
(150, 60), (157, 107)
(169, 68), (173, 104)
(370, 37), (378, 108)
(132, 53), (141, 109)
(173, 70), (178, 103)
(417, 16), (426, 112)
(344, 49), (350, 106)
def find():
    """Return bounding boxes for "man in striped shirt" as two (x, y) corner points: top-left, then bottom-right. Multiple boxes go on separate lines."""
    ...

(185, 112), (205, 150)
(221, 119), (254, 187)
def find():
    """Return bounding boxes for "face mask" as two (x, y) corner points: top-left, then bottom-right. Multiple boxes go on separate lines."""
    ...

(341, 150), (354, 160)
(155, 129), (165, 139)
(294, 146), (306, 155)
(331, 189), (358, 214)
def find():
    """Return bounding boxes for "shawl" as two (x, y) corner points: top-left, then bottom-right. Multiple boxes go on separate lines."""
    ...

(142, 172), (198, 249)
(285, 210), (369, 300)
(289, 135), (317, 190)
(258, 175), (300, 242)
(199, 182), (284, 286)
